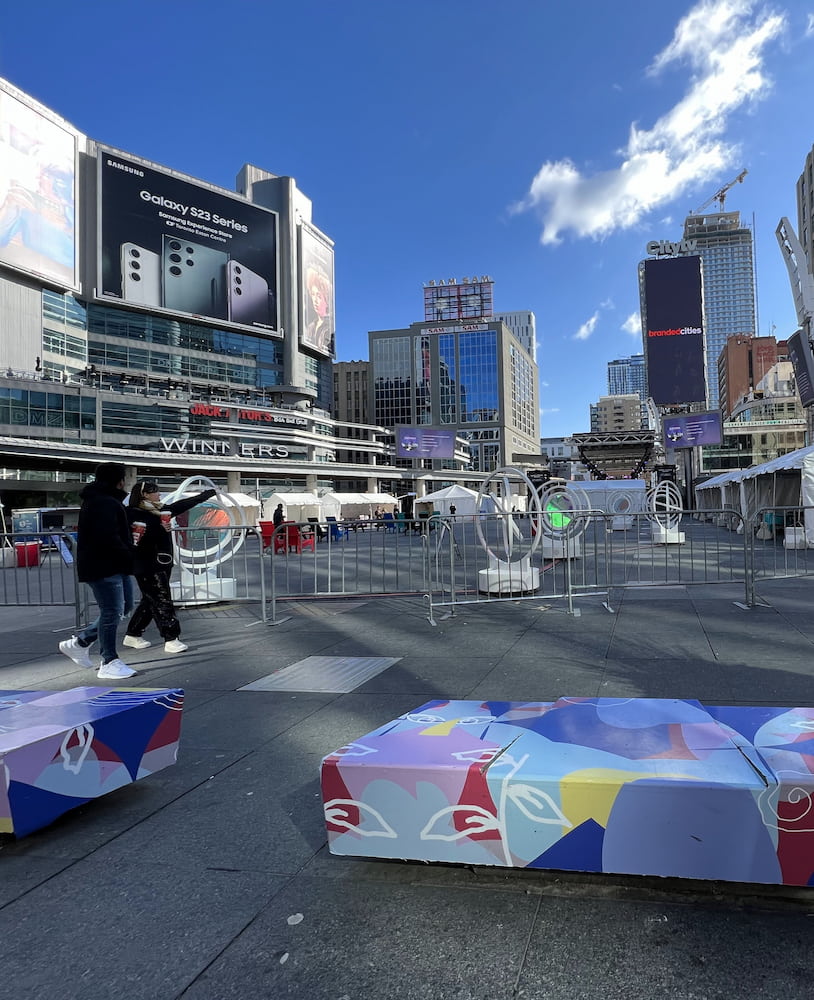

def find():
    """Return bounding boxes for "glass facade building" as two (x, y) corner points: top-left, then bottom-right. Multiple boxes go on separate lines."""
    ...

(370, 320), (539, 473)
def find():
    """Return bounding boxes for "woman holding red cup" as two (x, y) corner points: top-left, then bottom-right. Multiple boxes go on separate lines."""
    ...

(123, 479), (216, 654)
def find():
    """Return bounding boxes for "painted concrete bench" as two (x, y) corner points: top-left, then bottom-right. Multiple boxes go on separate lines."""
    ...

(0, 686), (184, 838)
(321, 697), (814, 886)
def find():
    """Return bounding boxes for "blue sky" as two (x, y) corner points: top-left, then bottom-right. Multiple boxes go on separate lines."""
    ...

(1, 1), (812, 438)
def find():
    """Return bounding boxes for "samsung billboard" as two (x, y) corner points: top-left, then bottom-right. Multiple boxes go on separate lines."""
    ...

(98, 150), (278, 333)
(299, 224), (335, 357)
(643, 255), (706, 406)
(663, 411), (722, 448)
(0, 83), (77, 288)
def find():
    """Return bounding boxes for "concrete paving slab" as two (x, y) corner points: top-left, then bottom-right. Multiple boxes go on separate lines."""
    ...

(466, 655), (603, 702)
(0, 855), (73, 906)
(598, 659), (735, 702)
(86, 749), (326, 876)
(179, 690), (334, 751)
(180, 875), (538, 1000)
(352, 655), (501, 698)
(0, 859), (285, 1000)
(517, 895), (814, 1000)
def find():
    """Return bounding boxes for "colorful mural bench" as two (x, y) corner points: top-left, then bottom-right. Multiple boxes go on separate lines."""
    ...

(321, 697), (814, 887)
(0, 686), (184, 838)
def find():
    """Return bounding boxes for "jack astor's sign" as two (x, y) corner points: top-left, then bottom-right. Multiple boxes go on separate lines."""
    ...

(188, 403), (307, 426)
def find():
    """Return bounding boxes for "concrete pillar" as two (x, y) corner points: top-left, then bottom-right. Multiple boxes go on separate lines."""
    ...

(123, 466), (139, 491)
(366, 477), (378, 493)
(415, 481), (426, 499)
(306, 474), (318, 493)
(227, 470), (241, 494)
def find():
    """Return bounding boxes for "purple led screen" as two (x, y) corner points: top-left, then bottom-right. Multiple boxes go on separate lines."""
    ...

(396, 427), (455, 459)
(663, 411), (722, 448)
(643, 256), (706, 405)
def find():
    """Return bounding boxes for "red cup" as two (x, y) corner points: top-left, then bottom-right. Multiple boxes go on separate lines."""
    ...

(131, 521), (146, 545)
(160, 511), (172, 532)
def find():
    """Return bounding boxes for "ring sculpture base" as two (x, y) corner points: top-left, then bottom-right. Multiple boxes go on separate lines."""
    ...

(477, 555), (540, 594)
(651, 524), (685, 544)
(0, 686), (183, 838)
(321, 697), (814, 886)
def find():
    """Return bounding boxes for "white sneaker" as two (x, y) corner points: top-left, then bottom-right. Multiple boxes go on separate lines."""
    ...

(97, 658), (137, 679)
(123, 635), (151, 649)
(59, 636), (94, 669)
(164, 639), (188, 654)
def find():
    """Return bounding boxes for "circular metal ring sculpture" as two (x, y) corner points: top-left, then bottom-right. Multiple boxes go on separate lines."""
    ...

(645, 480), (683, 530)
(161, 474), (250, 569)
(534, 482), (591, 541)
(474, 467), (544, 564)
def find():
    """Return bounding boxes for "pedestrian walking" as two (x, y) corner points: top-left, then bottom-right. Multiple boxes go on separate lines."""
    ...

(123, 479), (216, 654)
(272, 502), (285, 527)
(58, 462), (136, 679)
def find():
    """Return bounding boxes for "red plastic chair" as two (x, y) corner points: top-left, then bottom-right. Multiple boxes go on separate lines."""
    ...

(273, 522), (292, 554)
(286, 523), (315, 553)
(259, 521), (276, 551)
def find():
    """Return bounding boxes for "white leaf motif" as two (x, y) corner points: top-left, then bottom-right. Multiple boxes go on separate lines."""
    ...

(420, 804), (500, 842)
(506, 784), (572, 828)
(324, 798), (397, 838)
(330, 742), (378, 758)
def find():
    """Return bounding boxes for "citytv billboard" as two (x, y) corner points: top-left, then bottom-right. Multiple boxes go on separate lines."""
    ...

(299, 224), (335, 356)
(643, 256), (706, 405)
(663, 411), (722, 448)
(396, 427), (455, 459)
(0, 84), (77, 288)
(98, 150), (278, 333)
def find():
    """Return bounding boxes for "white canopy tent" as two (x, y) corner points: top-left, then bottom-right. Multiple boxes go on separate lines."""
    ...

(416, 484), (485, 517)
(694, 444), (814, 544)
(261, 493), (322, 522)
(320, 492), (399, 520)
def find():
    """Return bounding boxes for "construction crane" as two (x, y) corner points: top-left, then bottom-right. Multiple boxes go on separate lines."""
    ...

(692, 169), (748, 215)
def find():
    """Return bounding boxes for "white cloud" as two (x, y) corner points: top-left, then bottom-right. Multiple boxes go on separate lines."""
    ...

(540, 407), (561, 417)
(514, 0), (785, 244)
(807, 13), (814, 36)
(622, 312), (642, 337)
(573, 312), (599, 341)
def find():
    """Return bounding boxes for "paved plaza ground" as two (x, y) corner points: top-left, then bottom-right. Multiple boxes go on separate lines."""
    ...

(1, 578), (814, 999)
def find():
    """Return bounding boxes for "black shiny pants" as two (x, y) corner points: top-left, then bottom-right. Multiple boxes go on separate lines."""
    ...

(127, 569), (181, 641)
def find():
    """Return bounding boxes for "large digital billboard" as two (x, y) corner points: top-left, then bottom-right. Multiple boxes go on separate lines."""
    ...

(643, 256), (706, 405)
(396, 427), (455, 459)
(0, 85), (76, 287)
(787, 330), (814, 408)
(663, 411), (722, 448)
(299, 224), (334, 356)
(98, 150), (278, 332)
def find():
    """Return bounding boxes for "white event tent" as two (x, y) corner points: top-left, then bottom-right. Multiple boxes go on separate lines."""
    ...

(416, 484), (485, 517)
(694, 444), (814, 545)
(261, 493), (322, 522)
(320, 492), (399, 520)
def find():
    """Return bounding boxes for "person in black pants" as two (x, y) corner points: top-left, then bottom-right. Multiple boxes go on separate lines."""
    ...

(123, 479), (216, 654)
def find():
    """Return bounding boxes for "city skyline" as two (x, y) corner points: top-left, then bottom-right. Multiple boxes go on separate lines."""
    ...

(0, 1), (811, 438)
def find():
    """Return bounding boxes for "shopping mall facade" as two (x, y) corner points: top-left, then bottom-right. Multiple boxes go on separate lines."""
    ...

(0, 78), (478, 510)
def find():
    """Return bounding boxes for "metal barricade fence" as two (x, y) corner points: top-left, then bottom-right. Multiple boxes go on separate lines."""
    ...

(426, 508), (752, 622)
(0, 531), (82, 622)
(748, 505), (814, 605)
(264, 517), (431, 623)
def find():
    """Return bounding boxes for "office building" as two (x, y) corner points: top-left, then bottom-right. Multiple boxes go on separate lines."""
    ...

(607, 354), (646, 399)
(717, 335), (779, 420)
(681, 210), (757, 409)
(590, 395), (642, 433)
(0, 77), (407, 506)
(796, 144), (814, 272)
(370, 316), (539, 473)
(492, 311), (536, 360)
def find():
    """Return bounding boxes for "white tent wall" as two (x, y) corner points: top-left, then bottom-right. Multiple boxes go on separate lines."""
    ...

(320, 492), (398, 520)
(802, 453), (814, 546)
(262, 493), (322, 522)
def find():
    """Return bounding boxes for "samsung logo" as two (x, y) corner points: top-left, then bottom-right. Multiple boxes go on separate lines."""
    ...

(107, 159), (144, 177)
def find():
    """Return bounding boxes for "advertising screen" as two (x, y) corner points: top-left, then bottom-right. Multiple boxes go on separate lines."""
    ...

(299, 225), (334, 356)
(787, 330), (814, 408)
(663, 411), (722, 448)
(396, 427), (455, 459)
(98, 150), (277, 332)
(643, 256), (706, 405)
(0, 86), (76, 287)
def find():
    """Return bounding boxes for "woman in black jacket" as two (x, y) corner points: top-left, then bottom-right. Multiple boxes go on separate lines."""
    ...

(123, 479), (216, 654)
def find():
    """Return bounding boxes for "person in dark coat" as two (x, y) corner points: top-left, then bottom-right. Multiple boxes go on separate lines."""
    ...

(272, 503), (285, 527)
(58, 462), (136, 679)
(123, 479), (216, 654)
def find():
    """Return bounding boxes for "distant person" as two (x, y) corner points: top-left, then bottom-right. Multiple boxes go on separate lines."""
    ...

(123, 479), (216, 654)
(273, 503), (285, 527)
(58, 462), (136, 679)
(449, 504), (457, 516)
